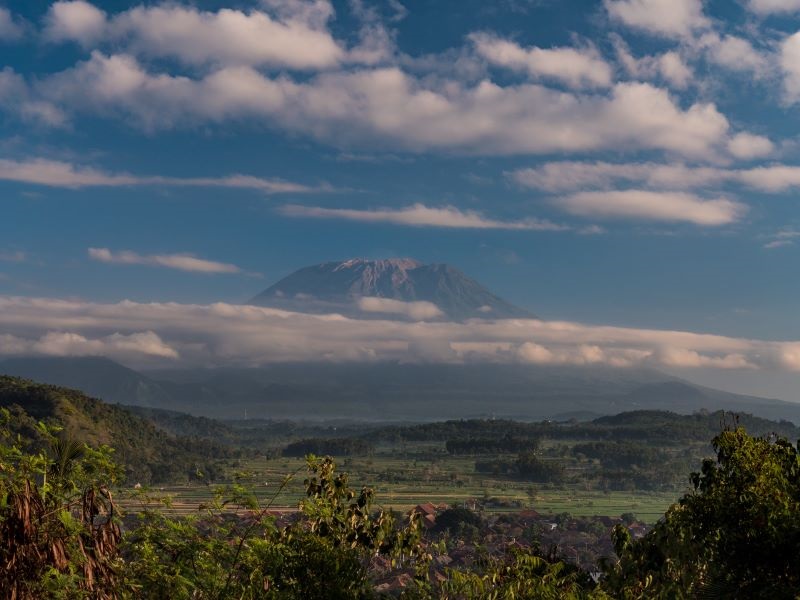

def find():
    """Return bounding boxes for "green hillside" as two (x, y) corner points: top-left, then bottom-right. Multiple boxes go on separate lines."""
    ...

(0, 376), (236, 484)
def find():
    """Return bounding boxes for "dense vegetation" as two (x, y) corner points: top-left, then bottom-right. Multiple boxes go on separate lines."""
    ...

(6, 375), (800, 597)
(0, 376), (237, 484)
(4, 399), (800, 597)
(282, 437), (375, 457)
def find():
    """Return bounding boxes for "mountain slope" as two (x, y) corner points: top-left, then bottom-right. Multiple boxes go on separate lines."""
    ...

(0, 375), (231, 483)
(0, 356), (172, 407)
(249, 258), (535, 320)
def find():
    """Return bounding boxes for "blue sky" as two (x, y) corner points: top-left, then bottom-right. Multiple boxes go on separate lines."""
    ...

(4, 0), (800, 399)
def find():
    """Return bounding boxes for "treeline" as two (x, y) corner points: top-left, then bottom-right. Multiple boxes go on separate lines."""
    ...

(366, 410), (800, 446)
(282, 437), (374, 457)
(445, 434), (537, 455)
(572, 441), (665, 469)
(476, 450), (565, 483)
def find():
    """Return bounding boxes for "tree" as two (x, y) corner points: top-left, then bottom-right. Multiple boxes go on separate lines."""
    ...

(124, 455), (430, 599)
(604, 426), (800, 598)
(0, 408), (123, 599)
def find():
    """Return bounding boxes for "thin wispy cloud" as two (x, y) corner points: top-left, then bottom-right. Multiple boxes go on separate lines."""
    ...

(763, 229), (800, 249)
(509, 161), (800, 194)
(0, 158), (328, 194)
(279, 203), (568, 231)
(0, 8), (24, 41)
(88, 247), (254, 275)
(555, 190), (744, 226)
(0, 251), (26, 263)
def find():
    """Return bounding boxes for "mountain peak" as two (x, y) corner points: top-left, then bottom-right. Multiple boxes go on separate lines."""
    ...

(249, 258), (535, 321)
(333, 257), (421, 271)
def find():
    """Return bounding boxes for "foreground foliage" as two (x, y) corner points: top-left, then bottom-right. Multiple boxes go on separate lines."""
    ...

(605, 424), (800, 598)
(0, 409), (123, 599)
(3, 400), (800, 598)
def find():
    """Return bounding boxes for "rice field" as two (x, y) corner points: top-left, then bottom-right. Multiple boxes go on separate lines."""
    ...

(117, 450), (684, 524)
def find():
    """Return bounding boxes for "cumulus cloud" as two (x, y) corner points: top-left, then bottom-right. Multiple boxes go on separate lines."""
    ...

(0, 296), (798, 372)
(357, 297), (444, 320)
(43, 1), (344, 69)
(555, 190), (745, 225)
(0, 330), (178, 361)
(279, 203), (567, 230)
(510, 160), (800, 193)
(781, 31), (800, 104)
(612, 35), (692, 89)
(470, 33), (613, 88)
(88, 248), (248, 275)
(727, 133), (774, 159)
(34, 52), (733, 158)
(43, 1), (107, 45)
(697, 33), (771, 76)
(604, 0), (709, 38)
(0, 68), (66, 127)
(0, 158), (324, 194)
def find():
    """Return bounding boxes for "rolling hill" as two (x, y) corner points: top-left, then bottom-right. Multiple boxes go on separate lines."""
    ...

(0, 375), (234, 483)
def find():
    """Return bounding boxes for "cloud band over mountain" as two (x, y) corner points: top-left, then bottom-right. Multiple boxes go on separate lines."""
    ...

(0, 296), (798, 372)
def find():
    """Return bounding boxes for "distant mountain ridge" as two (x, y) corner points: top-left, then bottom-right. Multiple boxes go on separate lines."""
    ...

(4, 356), (800, 425)
(249, 258), (535, 320)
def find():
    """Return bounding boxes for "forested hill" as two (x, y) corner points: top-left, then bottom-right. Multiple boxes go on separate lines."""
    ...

(0, 376), (236, 483)
(365, 409), (800, 444)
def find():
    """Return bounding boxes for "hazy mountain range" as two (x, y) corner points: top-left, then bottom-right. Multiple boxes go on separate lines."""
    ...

(249, 258), (535, 320)
(2, 356), (799, 424)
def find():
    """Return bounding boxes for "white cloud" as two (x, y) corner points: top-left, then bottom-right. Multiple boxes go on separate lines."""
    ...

(279, 203), (568, 230)
(511, 161), (800, 193)
(748, 0), (800, 14)
(0, 68), (66, 127)
(357, 297), (444, 320)
(612, 36), (692, 89)
(0, 158), (323, 194)
(727, 132), (774, 159)
(555, 190), (745, 225)
(43, 1), (345, 69)
(655, 347), (754, 369)
(36, 52), (732, 158)
(604, 0), (709, 38)
(0, 330), (178, 361)
(0, 296), (799, 372)
(471, 33), (613, 88)
(112, 4), (343, 69)
(697, 33), (771, 76)
(781, 31), (800, 104)
(88, 248), (247, 275)
(43, 1), (107, 45)
(0, 8), (24, 41)
(657, 52), (693, 88)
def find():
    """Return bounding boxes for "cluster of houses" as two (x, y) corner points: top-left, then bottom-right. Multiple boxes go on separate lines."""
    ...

(372, 503), (651, 594)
